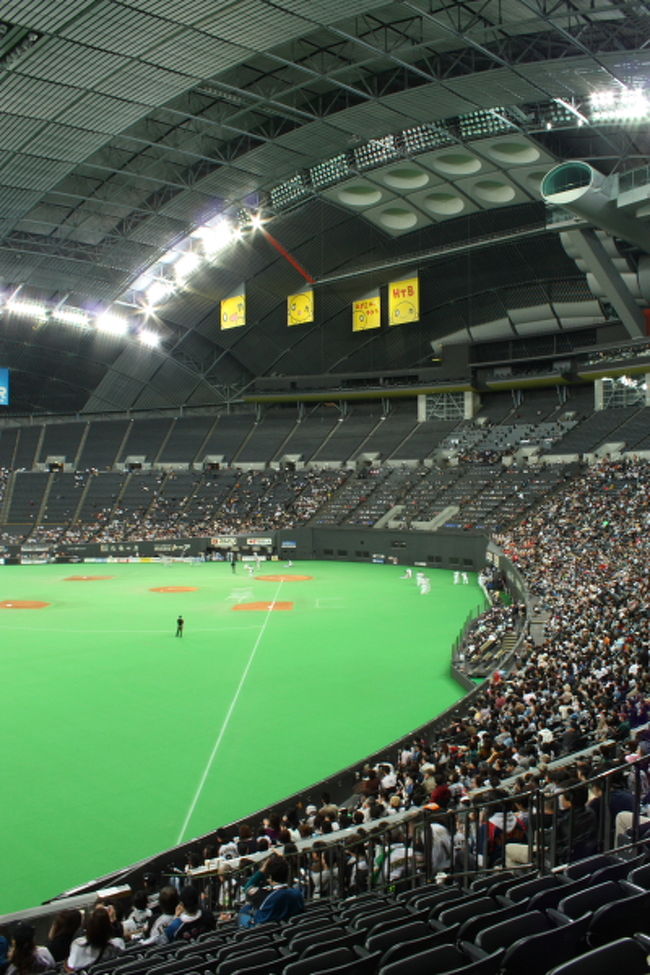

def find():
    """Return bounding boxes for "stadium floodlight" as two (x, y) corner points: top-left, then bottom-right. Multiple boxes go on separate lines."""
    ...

(95, 310), (129, 336)
(173, 251), (201, 283)
(51, 306), (90, 329)
(589, 87), (649, 122)
(6, 298), (48, 322)
(159, 247), (181, 264)
(138, 328), (161, 349)
(145, 278), (175, 307)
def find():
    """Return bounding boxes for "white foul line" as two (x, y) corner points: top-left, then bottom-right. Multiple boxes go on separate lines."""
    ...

(176, 579), (284, 845)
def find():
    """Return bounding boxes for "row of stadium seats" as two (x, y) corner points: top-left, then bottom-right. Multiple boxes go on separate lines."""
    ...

(1, 403), (648, 471)
(81, 851), (650, 975)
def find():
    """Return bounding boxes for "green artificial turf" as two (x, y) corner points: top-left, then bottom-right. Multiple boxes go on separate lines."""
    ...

(0, 560), (484, 914)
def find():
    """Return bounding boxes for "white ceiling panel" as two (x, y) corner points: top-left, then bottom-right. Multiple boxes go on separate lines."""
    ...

(93, 62), (197, 104)
(16, 38), (128, 87)
(57, 93), (150, 134)
(60, 1), (180, 57)
(199, 2), (305, 47)
(0, 153), (70, 191)
(0, 114), (45, 151)
(0, 0), (94, 30)
(27, 124), (109, 162)
(1, 75), (80, 119)
(0, 186), (42, 217)
(146, 30), (245, 75)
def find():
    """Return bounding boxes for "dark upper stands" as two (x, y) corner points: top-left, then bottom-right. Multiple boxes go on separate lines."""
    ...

(78, 419), (130, 470)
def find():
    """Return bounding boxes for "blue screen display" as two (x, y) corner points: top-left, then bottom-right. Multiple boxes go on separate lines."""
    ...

(0, 369), (9, 406)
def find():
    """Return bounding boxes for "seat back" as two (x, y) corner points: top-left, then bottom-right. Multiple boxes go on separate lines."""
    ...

(503, 873), (560, 904)
(365, 920), (430, 954)
(377, 932), (456, 969)
(288, 925), (349, 954)
(590, 856), (643, 885)
(526, 875), (592, 913)
(456, 903), (520, 944)
(378, 944), (465, 975)
(282, 946), (357, 975)
(557, 880), (625, 920)
(314, 953), (381, 975)
(564, 854), (616, 880)
(500, 917), (587, 975)
(476, 910), (550, 953)
(411, 887), (464, 912)
(437, 896), (497, 927)
(545, 937), (648, 975)
(587, 888), (650, 947)
(435, 950), (504, 975)
(627, 861), (650, 890)
(470, 871), (517, 892)
(350, 907), (410, 932)
(300, 933), (365, 958)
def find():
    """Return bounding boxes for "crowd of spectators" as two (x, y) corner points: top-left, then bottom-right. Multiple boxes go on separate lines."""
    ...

(159, 458), (649, 912)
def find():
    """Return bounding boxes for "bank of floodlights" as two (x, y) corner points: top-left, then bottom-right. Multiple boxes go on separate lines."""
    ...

(310, 154), (350, 189)
(354, 134), (400, 171)
(589, 87), (649, 123)
(95, 309), (129, 336)
(51, 306), (90, 329)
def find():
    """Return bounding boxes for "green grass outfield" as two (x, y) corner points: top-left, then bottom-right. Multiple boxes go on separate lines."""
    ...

(0, 560), (484, 914)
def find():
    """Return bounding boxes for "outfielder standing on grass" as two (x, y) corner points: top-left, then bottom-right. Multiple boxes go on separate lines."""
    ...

(176, 615), (184, 638)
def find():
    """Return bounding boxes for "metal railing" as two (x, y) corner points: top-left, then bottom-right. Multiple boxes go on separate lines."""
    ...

(191, 755), (649, 914)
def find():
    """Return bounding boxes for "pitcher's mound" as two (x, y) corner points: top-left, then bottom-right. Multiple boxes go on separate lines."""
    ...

(65, 575), (114, 581)
(0, 600), (50, 609)
(233, 601), (294, 612)
(255, 574), (312, 582)
(150, 586), (199, 593)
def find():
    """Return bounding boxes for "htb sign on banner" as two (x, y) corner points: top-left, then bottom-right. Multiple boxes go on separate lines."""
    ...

(388, 275), (419, 326)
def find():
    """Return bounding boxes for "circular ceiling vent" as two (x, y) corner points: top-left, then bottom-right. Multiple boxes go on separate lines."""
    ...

(381, 167), (429, 190)
(378, 207), (419, 230)
(338, 184), (382, 207)
(430, 152), (482, 176)
(421, 192), (465, 215)
(472, 180), (516, 203)
(484, 140), (541, 165)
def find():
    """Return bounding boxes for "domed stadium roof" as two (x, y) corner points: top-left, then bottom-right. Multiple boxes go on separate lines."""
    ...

(0, 0), (649, 412)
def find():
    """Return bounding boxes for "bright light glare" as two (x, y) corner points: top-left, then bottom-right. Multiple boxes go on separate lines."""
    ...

(95, 310), (129, 336)
(132, 272), (154, 292)
(138, 328), (161, 348)
(52, 307), (90, 328)
(250, 212), (264, 230)
(174, 251), (201, 282)
(159, 248), (181, 264)
(7, 299), (48, 321)
(194, 219), (236, 259)
(590, 87), (649, 122)
(145, 279), (175, 306)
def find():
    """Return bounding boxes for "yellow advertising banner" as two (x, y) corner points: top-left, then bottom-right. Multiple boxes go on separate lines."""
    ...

(287, 289), (314, 326)
(388, 275), (419, 326)
(220, 292), (246, 330)
(352, 294), (381, 332)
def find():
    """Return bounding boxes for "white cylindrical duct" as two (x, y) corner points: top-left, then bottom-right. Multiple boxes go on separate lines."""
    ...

(542, 161), (650, 253)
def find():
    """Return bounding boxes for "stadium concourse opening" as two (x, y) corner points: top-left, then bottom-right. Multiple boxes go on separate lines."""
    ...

(0, 560), (482, 914)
